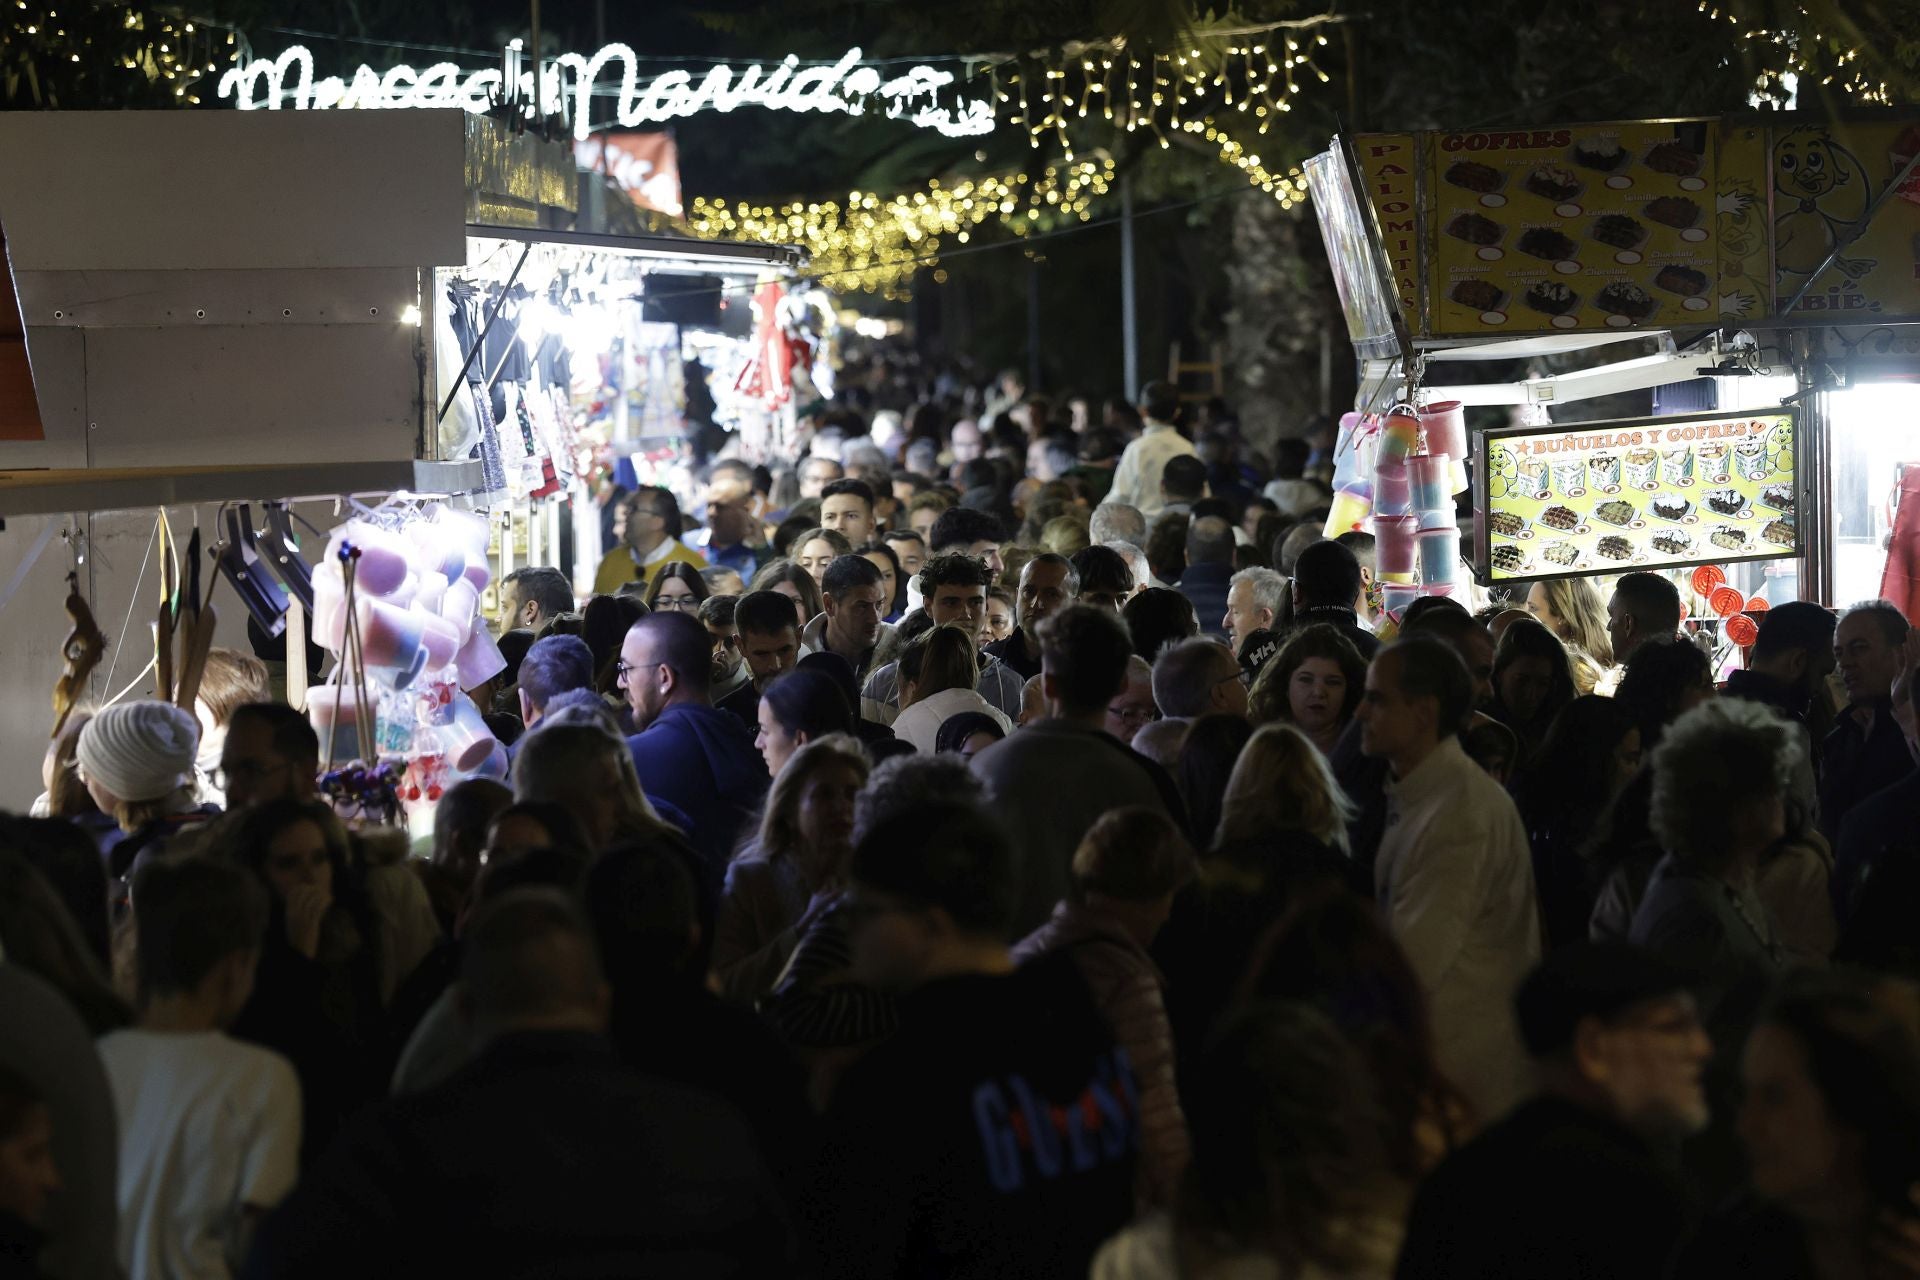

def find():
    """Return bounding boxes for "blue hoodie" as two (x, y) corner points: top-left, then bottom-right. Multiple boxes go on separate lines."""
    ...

(627, 703), (770, 874)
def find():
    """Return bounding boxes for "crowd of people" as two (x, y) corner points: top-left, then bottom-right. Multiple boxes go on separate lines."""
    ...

(5, 366), (1920, 1280)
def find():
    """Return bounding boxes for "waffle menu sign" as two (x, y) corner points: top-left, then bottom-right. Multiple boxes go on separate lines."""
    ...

(1474, 409), (1798, 584)
(1350, 112), (1920, 338)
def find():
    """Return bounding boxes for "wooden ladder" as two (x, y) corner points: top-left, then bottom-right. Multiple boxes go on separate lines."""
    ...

(1167, 340), (1225, 408)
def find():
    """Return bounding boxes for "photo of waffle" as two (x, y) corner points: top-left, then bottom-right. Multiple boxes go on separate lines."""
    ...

(1758, 484), (1796, 513)
(1524, 282), (1580, 316)
(1704, 488), (1751, 518)
(1593, 499), (1638, 527)
(1762, 517), (1796, 547)
(1652, 530), (1694, 557)
(1488, 511), (1529, 538)
(1451, 280), (1509, 312)
(1518, 227), (1579, 262)
(1597, 536), (1634, 561)
(1541, 505), (1581, 531)
(1543, 542), (1582, 567)
(1445, 160), (1505, 193)
(1711, 526), (1752, 551)
(1572, 135), (1626, 172)
(1654, 265), (1710, 297)
(1643, 140), (1703, 177)
(1524, 165), (1584, 203)
(1592, 214), (1648, 251)
(1649, 493), (1694, 523)
(1492, 545), (1526, 574)
(1644, 196), (1703, 230)
(1596, 282), (1657, 321)
(1446, 212), (1504, 246)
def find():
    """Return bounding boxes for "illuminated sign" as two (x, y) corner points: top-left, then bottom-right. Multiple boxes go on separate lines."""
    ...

(217, 43), (995, 141)
(1475, 408), (1798, 582)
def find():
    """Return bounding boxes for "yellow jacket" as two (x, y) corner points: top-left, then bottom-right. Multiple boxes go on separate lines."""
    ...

(592, 539), (707, 595)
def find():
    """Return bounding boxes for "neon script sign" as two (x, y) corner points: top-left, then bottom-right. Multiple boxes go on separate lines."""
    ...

(217, 44), (996, 140)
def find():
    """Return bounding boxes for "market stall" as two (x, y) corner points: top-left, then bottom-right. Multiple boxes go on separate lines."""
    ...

(1304, 108), (1920, 642)
(0, 105), (796, 825)
(432, 225), (813, 599)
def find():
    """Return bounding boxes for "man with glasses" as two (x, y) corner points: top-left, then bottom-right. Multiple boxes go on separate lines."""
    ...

(1148, 638), (1249, 722)
(1104, 655), (1159, 745)
(592, 485), (707, 596)
(970, 605), (1183, 937)
(619, 611), (768, 871)
(218, 703), (321, 810)
(1398, 942), (1708, 1280)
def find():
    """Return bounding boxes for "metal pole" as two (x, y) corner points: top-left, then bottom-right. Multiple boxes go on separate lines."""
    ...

(1121, 173), (1139, 398)
(1026, 255), (1042, 393)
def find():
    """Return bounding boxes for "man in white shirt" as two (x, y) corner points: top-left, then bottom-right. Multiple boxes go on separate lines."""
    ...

(1101, 382), (1195, 520)
(99, 856), (300, 1280)
(1360, 636), (1541, 1122)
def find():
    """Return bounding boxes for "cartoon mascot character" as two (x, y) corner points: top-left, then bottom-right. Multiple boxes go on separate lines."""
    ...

(1773, 126), (1877, 281)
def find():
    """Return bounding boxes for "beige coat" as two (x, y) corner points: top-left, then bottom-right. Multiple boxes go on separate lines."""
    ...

(1375, 736), (1540, 1124)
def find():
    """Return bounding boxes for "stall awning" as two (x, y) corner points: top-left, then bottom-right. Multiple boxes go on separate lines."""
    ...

(466, 224), (806, 270)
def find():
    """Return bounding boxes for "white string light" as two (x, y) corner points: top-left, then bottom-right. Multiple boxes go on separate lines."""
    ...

(218, 42), (995, 139)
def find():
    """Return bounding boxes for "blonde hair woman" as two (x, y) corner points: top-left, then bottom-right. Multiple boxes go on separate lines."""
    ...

(1526, 577), (1613, 691)
(1217, 723), (1358, 854)
(713, 735), (869, 1002)
(1154, 724), (1373, 1054)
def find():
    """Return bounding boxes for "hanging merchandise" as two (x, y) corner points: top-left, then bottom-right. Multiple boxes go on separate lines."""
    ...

(309, 497), (506, 825)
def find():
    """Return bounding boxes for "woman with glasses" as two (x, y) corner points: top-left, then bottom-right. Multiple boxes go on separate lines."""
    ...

(645, 561), (710, 615)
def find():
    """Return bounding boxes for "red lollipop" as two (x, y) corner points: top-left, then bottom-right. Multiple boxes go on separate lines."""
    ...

(1745, 596), (1770, 614)
(1692, 565), (1726, 595)
(1710, 585), (1745, 617)
(1726, 614), (1759, 647)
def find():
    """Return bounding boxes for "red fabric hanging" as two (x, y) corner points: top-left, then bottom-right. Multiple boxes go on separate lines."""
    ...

(1878, 463), (1920, 620)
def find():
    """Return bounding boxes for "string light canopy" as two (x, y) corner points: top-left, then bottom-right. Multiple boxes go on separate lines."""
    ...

(687, 157), (1117, 297)
(1701, 0), (1898, 105)
(977, 13), (1340, 161)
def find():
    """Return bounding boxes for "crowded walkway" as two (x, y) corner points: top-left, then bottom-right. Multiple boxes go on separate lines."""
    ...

(5, 364), (1920, 1280)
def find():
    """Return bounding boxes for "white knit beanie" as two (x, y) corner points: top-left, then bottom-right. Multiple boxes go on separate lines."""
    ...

(76, 700), (201, 804)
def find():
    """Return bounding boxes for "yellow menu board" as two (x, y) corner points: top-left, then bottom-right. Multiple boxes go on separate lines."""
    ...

(1428, 120), (1718, 336)
(1477, 409), (1798, 583)
(1352, 132), (1423, 335)
(1343, 111), (1920, 338)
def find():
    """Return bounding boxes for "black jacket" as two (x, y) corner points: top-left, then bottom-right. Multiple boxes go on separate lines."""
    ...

(1397, 1095), (1690, 1280)
(804, 953), (1137, 1280)
(248, 1031), (794, 1279)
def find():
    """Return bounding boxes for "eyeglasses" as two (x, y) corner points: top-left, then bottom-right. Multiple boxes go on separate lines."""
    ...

(210, 759), (290, 790)
(652, 596), (699, 612)
(1107, 703), (1160, 727)
(615, 659), (665, 687)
